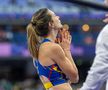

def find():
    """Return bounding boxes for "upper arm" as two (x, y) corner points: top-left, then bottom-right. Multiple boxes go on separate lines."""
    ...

(50, 44), (78, 82)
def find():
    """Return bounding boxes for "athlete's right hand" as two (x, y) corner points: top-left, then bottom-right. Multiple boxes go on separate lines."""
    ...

(103, 14), (108, 23)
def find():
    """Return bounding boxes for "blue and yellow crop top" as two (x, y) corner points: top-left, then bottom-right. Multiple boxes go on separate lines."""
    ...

(33, 39), (68, 89)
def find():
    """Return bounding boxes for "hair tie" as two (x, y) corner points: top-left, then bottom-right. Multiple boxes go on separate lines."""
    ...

(30, 22), (36, 26)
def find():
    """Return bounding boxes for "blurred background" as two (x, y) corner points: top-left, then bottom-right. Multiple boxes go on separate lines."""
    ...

(0, 0), (107, 90)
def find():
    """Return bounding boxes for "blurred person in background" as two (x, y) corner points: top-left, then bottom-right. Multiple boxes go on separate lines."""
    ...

(26, 8), (79, 90)
(79, 0), (108, 90)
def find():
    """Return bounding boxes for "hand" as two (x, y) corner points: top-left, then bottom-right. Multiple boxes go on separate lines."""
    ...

(103, 14), (108, 23)
(68, 80), (72, 84)
(56, 29), (72, 51)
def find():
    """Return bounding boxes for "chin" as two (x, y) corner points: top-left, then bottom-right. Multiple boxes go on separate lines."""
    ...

(55, 24), (63, 30)
(58, 24), (63, 29)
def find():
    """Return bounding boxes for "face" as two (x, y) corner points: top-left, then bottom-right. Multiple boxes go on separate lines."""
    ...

(103, 0), (108, 23)
(104, 0), (108, 5)
(48, 9), (63, 30)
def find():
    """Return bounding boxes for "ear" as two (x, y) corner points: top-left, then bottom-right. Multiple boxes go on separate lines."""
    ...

(49, 21), (54, 28)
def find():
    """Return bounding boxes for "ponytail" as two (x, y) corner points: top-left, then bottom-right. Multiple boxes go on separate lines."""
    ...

(27, 24), (42, 59)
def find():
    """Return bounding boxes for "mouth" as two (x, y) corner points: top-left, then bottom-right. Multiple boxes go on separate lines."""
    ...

(58, 19), (61, 22)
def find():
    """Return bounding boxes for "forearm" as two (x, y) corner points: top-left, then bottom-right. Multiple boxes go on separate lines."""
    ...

(63, 49), (78, 75)
(64, 49), (79, 83)
(63, 49), (72, 61)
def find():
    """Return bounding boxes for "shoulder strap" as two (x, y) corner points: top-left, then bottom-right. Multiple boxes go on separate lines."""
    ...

(41, 38), (51, 43)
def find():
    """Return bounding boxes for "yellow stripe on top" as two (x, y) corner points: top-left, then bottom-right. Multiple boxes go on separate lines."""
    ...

(43, 82), (53, 89)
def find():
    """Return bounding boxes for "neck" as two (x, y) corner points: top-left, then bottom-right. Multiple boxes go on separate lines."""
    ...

(45, 35), (55, 42)
(45, 29), (58, 42)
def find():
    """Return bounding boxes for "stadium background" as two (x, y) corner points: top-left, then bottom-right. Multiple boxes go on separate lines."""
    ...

(0, 0), (107, 90)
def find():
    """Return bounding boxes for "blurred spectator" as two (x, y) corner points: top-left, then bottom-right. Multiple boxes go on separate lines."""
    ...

(0, 26), (13, 42)
(10, 0), (17, 5)
(0, 28), (8, 42)
(0, 79), (13, 90)
(27, 0), (36, 6)
(79, 0), (108, 89)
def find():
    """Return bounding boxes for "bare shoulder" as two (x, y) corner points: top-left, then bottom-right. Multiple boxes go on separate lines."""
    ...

(39, 42), (63, 55)
(41, 42), (62, 51)
(47, 43), (65, 60)
(49, 43), (64, 53)
(41, 42), (64, 57)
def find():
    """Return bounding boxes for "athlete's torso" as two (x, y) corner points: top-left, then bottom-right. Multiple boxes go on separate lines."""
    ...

(33, 38), (72, 90)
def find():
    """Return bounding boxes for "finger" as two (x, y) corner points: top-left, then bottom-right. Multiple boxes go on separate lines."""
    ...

(63, 24), (69, 31)
(61, 30), (65, 39)
(63, 28), (66, 31)
(66, 31), (69, 39)
(103, 18), (108, 23)
(55, 38), (57, 43)
(62, 26), (67, 31)
(67, 31), (72, 41)
(69, 35), (72, 41)
(58, 38), (61, 44)
(66, 31), (70, 39)
(64, 31), (67, 39)
(105, 14), (108, 17)
(56, 38), (59, 43)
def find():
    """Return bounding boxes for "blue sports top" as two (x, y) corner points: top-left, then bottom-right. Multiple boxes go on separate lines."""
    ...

(33, 38), (68, 89)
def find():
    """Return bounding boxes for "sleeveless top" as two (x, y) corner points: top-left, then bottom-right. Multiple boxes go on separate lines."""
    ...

(33, 38), (68, 89)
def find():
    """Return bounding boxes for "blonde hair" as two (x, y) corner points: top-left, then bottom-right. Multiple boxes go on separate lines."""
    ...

(27, 24), (39, 59)
(26, 8), (51, 59)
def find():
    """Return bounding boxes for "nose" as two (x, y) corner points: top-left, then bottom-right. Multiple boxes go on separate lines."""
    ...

(56, 16), (60, 19)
